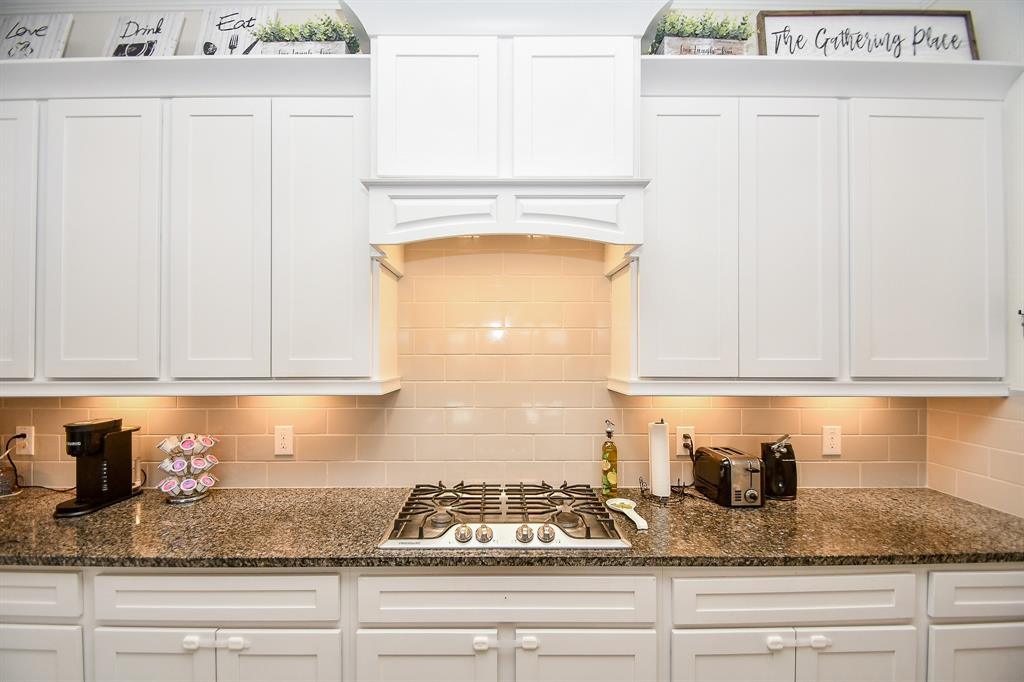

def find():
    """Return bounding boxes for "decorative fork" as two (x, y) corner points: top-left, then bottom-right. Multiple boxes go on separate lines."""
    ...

(228, 33), (239, 55)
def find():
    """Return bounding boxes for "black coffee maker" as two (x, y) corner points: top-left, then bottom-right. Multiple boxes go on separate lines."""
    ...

(761, 434), (798, 500)
(55, 418), (140, 518)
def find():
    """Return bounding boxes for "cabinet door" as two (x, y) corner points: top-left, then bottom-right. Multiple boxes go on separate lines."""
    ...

(0, 624), (83, 682)
(94, 627), (216, 682)
(850, 99), (1004, 378)
(516, 629), (655, 682)
(44, 99), (161, 378)
(795, 626), (916, 682)
(928, 623), (1024, 682)
(638, 98), (739, 377)
(217, 629), (341, 682)
(271, 98), (370, 377)
(739, 98), (839, 378)
(0, 101), (37, 379)
(375, 37), (498, 177)
(512, 37), (634, 176)
(671, 628), (794, 682)
(355, 629), (498, 682)
(169, 98), (271, 378)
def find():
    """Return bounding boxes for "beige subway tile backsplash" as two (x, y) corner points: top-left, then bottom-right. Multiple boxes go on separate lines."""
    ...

(2, 238), (938, 491)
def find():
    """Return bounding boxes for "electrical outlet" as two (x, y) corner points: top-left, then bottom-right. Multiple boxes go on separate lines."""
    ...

(822, 425), (842, 456)
(15, 426), (34, 456)
(676, 426), (695, 458)
(274, 425), (294, 456)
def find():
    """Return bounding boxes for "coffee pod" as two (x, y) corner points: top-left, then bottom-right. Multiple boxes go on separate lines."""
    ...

(159, 478), (181, 496)
(196, 474), (217, 493)
(158, 457), (177, 474)
(170, 457), (188, 475)
(205, 454), (219, 469)
(180, 438), (196, 454)
(181, 433), (197, 442)
(179, 478), (198, 496)
(189, 457), (208, 475)
(156, 436), (182, 455)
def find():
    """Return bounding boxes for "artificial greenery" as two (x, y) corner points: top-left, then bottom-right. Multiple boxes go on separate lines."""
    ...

(650, 12), (754, 53)
(253, 15), (360, 53)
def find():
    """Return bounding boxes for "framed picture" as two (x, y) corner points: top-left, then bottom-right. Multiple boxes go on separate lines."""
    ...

(0, 14), (73, 59)
(757, 10), (978, 61)
(194, 6), (275, 56)
(104, 12), (185, 57)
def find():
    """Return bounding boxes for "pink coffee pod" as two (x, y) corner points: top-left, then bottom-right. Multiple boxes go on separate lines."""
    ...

(170, 457), (188, 474)
(159, 478), (180, 496)
(189, 457), (208, 475)
(179, 478), (198, 496)
(196, 474), (217, 493)
(205, 454), (219, 468)
(180, 438), (196, 453)
(201, 435), (218, 446)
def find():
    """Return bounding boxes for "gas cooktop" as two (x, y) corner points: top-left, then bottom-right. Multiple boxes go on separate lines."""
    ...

(379, 481), (630, 549)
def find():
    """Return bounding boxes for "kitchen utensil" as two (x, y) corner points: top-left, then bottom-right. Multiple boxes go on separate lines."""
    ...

(606, 498), (648, 530)
(241, 39), (259, 55)
(761, 434), (797, 500)
(692, 446), (764, 508)
(228, 34), (239, 54)
(203, 41), (217, 55)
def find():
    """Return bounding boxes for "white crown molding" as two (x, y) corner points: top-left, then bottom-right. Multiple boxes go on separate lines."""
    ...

(0, 0), (344, 11)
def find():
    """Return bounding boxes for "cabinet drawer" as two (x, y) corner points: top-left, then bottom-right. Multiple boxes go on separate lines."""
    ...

(94, 574), (340, 623)
(358, 575), (656, 624)
(929, 570), (1024, 619)
(672, 573), (915, 626)
(0, 570), (82, 618)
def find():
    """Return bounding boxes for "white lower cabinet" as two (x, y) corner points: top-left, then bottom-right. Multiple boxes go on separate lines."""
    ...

(94, 627), (340, 682)
(673, 626), (916, 682)
(355, 629), (498, 682)
(0, 624), (83, 682)
(515, 629), (656, 682)
(928, 623), (1024, 682)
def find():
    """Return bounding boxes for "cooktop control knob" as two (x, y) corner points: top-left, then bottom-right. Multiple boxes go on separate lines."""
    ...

(744, 489), (759, 503)
(454, 524), (473, 543)
(475, 524), (494, 543)
(516, 524), (534, 543)
(537, 523), (556, 543)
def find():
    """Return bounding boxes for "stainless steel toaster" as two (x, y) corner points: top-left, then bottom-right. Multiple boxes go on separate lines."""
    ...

(692, 446), (764, 508)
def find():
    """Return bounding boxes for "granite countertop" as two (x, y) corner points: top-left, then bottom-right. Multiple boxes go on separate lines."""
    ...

(1, 487), (1023, 568)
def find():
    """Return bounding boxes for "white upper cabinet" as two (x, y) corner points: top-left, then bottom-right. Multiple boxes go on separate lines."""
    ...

(272, 98), (371, 377)
(850, 99), (1004, 378)
(739, 98), (839, 378)
(0, 101), (37, 379)
(512, 37), (635, 177)
(375, 36), (498, 177)
(44, 99), (161, 378)
(638, 97), (739, 377)
(169, 98), (272, 378)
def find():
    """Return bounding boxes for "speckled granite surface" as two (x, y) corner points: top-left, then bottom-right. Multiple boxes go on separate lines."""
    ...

(1, 487), (1022, 568)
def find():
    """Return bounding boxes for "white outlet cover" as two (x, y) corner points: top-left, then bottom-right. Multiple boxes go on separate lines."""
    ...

(676, 426), (695, 457)
(822, 425), (842, 456)
(274, 425), (294, 456)
(15, 426), (34, 456)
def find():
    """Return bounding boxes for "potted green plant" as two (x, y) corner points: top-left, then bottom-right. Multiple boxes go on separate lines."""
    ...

(252, 15), (360, 55)
(650, 12), (754, 56)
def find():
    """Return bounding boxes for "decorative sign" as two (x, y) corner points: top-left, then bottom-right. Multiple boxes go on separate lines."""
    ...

(194, 6), (275, 56)
(0, 14), (73, 59)
(104, 12), (185, 57)
(757, 10), (978, 61)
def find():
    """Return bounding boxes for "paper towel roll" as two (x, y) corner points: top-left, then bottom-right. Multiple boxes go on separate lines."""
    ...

(648, 420), (670, 497)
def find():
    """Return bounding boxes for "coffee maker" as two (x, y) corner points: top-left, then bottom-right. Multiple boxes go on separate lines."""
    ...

(761, 434), (798, 500)
(55, 418), (140, 518)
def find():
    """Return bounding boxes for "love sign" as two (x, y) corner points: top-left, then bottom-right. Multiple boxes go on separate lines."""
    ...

(0, 14), (73, 59)
(757, 10), (978, 61)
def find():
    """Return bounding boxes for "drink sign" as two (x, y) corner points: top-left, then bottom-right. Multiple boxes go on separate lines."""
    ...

(757, 10), (978, 61)
(195, 6), (276, 56)
(0, 14), (73, 59)
(104, 13), (185, 58)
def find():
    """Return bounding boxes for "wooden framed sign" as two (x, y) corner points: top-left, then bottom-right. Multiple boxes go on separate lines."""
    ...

(757, 10), (978, 61)
(0, 14), (73, 59)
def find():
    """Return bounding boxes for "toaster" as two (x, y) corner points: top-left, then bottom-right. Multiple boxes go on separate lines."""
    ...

(692, 446), (764, 508)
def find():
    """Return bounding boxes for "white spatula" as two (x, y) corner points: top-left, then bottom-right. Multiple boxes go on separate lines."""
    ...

(606, 498), (648, 530)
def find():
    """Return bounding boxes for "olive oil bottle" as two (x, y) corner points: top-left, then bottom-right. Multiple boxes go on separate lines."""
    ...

(601, 419), (618, 496)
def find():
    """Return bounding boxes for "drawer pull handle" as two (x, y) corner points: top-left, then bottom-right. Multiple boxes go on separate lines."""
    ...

(181, 635), (250, 652)
(472, 636), (540, 652)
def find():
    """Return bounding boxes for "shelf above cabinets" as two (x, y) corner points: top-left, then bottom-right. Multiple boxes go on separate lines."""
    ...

(0, 378), (401, 398)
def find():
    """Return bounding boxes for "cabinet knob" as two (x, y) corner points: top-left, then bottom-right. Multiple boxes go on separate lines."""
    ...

(182, 635), (200, 651)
